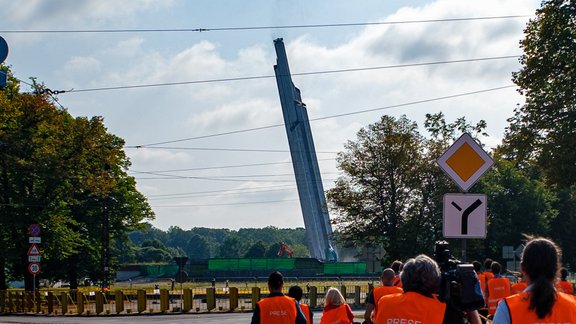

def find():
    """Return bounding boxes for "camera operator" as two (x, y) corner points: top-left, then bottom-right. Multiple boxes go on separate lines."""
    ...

(374, 254), (448, 323)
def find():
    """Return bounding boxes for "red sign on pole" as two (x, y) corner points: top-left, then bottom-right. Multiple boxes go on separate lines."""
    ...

(28, 224), (41, 237)
(27, 244), (40, 256)
(28, 263), (41, 275)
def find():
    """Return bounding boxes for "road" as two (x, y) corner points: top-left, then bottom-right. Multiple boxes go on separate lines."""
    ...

(0, 310), (362, 323)
(0, 313), (252, 323)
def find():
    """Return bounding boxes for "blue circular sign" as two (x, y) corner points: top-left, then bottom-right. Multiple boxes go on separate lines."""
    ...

(0, 36), (8, 64)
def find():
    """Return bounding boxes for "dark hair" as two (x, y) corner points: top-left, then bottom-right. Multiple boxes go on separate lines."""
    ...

(561, 268), (568, 281)
(521, 237), (561, 318)
(484, 258), (493, 272)
(268, 271), (284, 291)
(381, 268), (396, 285)
(472, 261), (482, 272)
(400, 255), (440, 297)
(491, 261), (502, 275)
(288, 285), (303, 301)
(391, 260), (403, 274)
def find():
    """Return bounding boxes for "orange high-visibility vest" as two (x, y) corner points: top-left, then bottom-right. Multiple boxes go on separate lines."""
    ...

(487, 277), (511, 315)
(300, 303), (311, 324)
(258, 295), (298, 324)
(393, 276), (403, 288)
(372, 286), (403, 318)
(374, 292), (446, 324)
(557, 280), (574, 295)
(484, 271), (495, 281)
(320, 304), (350, 324)
(478, 273), (487, 296)
(506, 291), (576, 323)
(511, 282), (527, 294)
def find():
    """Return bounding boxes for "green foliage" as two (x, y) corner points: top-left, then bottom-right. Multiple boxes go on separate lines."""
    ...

(0, 71), (154, 289)
(126, 226), (309, 261)
(505, 0), (576, 188)
(327, 114), (490, 264)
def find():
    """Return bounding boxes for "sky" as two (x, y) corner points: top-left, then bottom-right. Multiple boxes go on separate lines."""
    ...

(1, 0), (541, 231)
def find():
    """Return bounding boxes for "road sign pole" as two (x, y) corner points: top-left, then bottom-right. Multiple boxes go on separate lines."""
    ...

(461, 239), (467, 262)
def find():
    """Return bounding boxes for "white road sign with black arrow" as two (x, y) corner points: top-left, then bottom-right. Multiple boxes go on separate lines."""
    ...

(443, 193), (487, 238)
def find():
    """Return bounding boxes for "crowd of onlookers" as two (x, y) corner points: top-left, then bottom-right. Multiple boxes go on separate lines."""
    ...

(250, 236), (576, 323)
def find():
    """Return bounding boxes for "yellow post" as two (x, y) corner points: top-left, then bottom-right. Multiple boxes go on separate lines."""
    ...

(309, 286), (317, 308)
(206, 288), (216, 311)
(160, 289), (169, 312)
(95, 291), (104, 314)
(251, 287), (260, 310)
(25, 291), (33, 312)
(76, 292), (84, 315)
(137, 290), (146, 313)
(229, 287), (238, 311)
(60, 292), (68, 314)
(115, 290), (124, 314)
(0, 290), (6, 313)
(354, 286), (361, 306)
(183, 289), (192, 312)
(35, 290), (41, 313)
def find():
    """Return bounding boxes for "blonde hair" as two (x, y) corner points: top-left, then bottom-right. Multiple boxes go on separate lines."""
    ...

(324, 287), (346, 306)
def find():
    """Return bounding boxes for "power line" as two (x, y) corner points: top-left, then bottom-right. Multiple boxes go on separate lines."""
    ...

(151, 199), (300, 208)
(48, 55), (519, 94)
(129, 158), (334, 174)
(126, 146), (338, 154)
(134, 85), (516, 147)
(0, 15), (531, 34)
(146, 184), (296, 198)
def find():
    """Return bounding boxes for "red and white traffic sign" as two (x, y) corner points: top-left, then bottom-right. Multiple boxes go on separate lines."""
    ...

(28, 224), (41, 237)
(28, 263), (41, 275)
(27, 244), (40, 256)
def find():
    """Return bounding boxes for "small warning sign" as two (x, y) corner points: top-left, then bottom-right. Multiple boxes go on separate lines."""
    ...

(27, 244), (40, 256)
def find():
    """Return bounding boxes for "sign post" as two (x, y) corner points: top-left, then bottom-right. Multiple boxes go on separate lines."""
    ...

(437, 133), (494, 261)
(27, 224), (41, 308)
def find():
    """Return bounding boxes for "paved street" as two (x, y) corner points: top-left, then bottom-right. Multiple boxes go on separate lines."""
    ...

(0, 310), (360, 324)
(0, 312), (252, 323)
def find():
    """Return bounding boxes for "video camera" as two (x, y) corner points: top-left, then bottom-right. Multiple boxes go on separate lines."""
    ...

(434, 240), (485, 312)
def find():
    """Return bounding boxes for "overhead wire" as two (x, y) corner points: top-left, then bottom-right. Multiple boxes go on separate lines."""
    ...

(130, 85), (516, 148)
(36, 55), (519, 94)
(0, 15), (531, 34)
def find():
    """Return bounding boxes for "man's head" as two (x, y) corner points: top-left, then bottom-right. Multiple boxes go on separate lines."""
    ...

(268, 271), (284, 292)
(491, 261), (502, 275)
(400, 254), (441, 297)
(391, 260), (403, 274)
(472, 261), (482, 273)
(484, 258), (493, 272)
(288, 285), (303, 301)
(381, 268), (396, 286)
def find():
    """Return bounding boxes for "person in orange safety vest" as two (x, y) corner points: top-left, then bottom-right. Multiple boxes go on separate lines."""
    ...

(494, 237), (576, 323)
(320, 287), (354, 324)
(363, 268), (403, 324)
(511, 274), (528, 294)
(374, 255), (447, 324)
(486, 261), (511, 316)
(557, 267), (574, 295)
(251, 271), (307, 324)
(288, 285), (313, 324)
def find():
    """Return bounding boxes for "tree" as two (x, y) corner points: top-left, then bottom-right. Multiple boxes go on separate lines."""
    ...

(504, 0), (576, 188)
(327, 115), (427, 262)
(0, 72), (154, 289)
(218, 236), (244, 258)
(186, 234), (211, 260)
(327, 113), (490, 263)
(244, 241), (267, 258)
(502, 0), (576, 268)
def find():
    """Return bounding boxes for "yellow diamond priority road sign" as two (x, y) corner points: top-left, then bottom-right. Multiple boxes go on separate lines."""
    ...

(437, 133), (494, 192)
